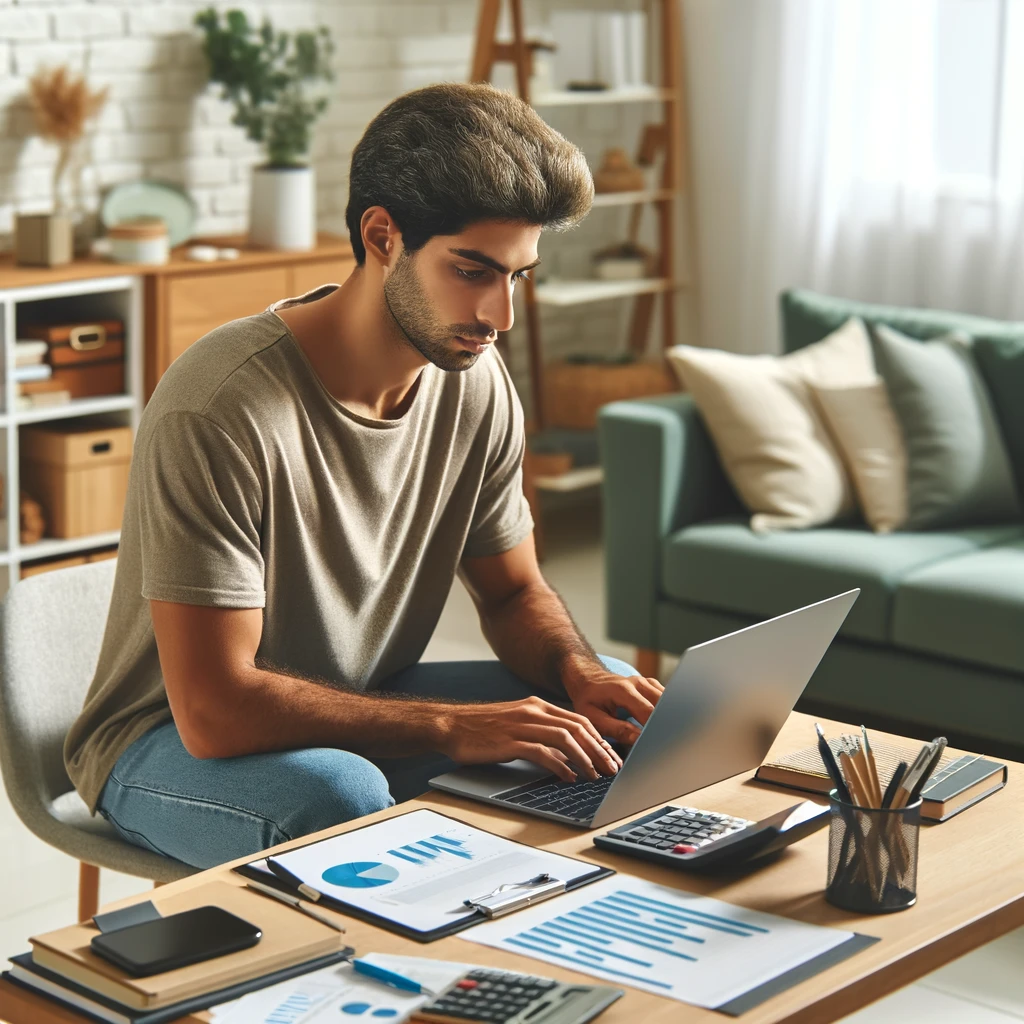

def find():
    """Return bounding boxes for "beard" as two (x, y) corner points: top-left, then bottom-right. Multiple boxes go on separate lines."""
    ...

(383, 252), (491, 372)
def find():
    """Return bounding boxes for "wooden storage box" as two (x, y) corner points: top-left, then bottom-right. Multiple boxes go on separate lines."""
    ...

(544, 358), (678, 430)
(20, 320), (126, 399)
(20, 423), (132, 539)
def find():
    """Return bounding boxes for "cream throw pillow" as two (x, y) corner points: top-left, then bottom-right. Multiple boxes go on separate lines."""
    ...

(812, 381), (909, 533)
(667, 318), (876, 532)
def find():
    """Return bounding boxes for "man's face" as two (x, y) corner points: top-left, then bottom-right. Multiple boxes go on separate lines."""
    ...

(382, 219), (542, 372)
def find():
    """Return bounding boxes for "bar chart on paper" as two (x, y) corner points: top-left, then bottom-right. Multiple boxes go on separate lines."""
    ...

(464, 876), (857, 1010)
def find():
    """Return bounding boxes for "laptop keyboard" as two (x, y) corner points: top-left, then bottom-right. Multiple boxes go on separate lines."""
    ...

(497, 772), (616, 823)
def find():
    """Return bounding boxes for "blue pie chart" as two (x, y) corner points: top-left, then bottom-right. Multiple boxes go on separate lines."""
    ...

(322, 861), (399, 888)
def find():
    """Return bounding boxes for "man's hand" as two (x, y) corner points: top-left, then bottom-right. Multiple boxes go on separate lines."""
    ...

(564, 668), (665, 746)
(435, 696), (623, 782)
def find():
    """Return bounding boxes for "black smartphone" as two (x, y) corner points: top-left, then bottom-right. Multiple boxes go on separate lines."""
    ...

(90, 906), (262, 977)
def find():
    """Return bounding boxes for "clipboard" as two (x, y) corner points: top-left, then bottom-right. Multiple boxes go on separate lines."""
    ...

(233, 809), (614, 943)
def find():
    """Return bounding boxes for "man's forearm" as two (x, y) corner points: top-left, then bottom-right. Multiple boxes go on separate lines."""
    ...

(477, 580), (603, 696)
(178, 664), (457, 760)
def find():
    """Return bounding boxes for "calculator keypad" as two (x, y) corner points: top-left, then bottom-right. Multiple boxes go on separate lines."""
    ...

(616, 806), (754, 852)
(416, 968), (559, 1023)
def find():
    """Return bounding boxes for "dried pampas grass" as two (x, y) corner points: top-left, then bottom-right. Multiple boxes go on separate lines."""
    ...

(28, 66), (109, 211)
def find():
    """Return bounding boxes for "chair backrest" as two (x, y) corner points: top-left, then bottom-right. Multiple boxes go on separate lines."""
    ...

(0, 560), (117, 824)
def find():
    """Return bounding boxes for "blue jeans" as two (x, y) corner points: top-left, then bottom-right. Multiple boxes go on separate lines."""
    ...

(97, 655), (637, 869)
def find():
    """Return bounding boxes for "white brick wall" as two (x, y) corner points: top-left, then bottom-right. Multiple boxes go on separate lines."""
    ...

(0, 0), (665, 406)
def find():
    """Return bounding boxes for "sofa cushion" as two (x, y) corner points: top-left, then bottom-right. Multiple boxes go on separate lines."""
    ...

(871, 325), (1020, 529)
(892, 539), (1024, 674)
(780, 289), (1024, 355)
(665, 318), (875, 532)
(662, 520), (1024, 643)
(812, 380), (908, 533)
(973, 335), (1024, 500)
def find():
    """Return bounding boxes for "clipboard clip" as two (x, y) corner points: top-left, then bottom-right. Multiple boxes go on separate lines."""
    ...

(463, 872), (566, 919)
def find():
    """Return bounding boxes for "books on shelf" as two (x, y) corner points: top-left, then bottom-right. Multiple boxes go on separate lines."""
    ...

(14, 339), (48, 367)
(24, 880), (349, 1012)
(12, 362), (52, 383)
(15, 377), (72, 411)
(756, 741), (1007, 822)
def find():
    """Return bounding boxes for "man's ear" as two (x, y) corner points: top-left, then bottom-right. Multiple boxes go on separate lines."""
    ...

(361, 206), (401, 268)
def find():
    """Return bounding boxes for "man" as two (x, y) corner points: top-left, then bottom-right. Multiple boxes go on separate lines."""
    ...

(65, 83), (663, 869)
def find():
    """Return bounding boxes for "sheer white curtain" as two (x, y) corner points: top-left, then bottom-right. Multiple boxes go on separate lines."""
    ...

(685, 0), (1024, 354)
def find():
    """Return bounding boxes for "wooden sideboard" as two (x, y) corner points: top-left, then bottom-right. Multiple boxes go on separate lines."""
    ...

(0, 233), (356, 398)
(143, 234), (355, 397)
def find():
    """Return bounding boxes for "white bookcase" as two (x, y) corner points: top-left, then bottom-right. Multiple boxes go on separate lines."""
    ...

(0, 274), (144, 591)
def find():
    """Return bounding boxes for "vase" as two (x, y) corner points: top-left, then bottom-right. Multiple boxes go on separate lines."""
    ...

(249, 165), (316, 251)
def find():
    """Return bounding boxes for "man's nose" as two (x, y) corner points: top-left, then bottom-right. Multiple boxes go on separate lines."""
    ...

(478, 280), (515, 335)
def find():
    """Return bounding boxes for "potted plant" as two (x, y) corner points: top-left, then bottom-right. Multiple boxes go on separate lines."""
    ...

(195, 9), (333, 251)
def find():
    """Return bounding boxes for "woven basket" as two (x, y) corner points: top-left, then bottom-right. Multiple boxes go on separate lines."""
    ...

(544, 358), (678, 430)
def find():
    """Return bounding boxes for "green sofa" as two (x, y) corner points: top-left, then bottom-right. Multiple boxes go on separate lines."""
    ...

(599, 289), (1024, 758)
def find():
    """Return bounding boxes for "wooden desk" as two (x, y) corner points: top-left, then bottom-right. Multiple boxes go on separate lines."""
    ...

(2, 712), (1020, 1024)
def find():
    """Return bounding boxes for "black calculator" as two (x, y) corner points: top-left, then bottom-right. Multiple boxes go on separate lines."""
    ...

(593, 800), (829, 870)
(413, 967), (622, 1024)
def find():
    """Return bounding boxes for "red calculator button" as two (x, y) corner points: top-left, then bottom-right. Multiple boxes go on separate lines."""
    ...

(673, 844), (697, 854)
(456, 980), (478, 990)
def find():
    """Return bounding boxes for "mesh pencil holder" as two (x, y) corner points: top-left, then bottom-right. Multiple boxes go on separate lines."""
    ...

(825, 790), (921, 914)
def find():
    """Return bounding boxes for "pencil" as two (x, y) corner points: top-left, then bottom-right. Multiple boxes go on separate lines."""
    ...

(860, 726), (883, 807)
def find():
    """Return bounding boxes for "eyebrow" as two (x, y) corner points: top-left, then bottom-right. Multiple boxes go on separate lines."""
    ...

(449, 248), (542, 275)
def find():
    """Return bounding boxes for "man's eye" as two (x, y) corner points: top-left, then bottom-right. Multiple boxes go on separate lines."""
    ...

(455, 267), (485, 280)
(512, 272), (530, 284)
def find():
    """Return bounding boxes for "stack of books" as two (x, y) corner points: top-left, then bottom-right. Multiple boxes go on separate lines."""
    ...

(3, 880), (351, 1023)
(14, 340), (71, 410)
(756, 740), (1007, 822)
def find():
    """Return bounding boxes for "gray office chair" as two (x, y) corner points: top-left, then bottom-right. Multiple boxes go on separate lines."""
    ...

(0, 559), (193, 922)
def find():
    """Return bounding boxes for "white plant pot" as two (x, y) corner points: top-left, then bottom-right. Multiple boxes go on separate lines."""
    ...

(249, 165), (316, 251)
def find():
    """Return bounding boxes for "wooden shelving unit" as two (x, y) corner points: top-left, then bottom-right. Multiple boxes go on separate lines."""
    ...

(471, 0), (696, 508)
(0, 274), (144, 590)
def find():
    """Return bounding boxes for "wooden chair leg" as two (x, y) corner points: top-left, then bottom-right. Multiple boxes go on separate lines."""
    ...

(78, 862), (99, 922)
(635, 648), (661, 679)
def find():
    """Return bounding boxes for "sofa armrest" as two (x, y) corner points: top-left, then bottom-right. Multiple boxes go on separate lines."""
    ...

(598, 393), (740, 649)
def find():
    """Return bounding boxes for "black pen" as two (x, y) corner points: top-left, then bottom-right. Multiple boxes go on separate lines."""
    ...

(815, 722), (852, 803)
(266, 856), (329, 904)
(881, 761), (907, 809)
(908, 737), (947, 805)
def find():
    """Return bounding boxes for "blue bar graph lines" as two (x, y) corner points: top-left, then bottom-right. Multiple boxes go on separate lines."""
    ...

(504, 937), (674, 990)
(265, 991), (316, 1024)
(531, 925), (657, 966)
(565, 909), (700, 946)
(606, 892), (768, 937)
(496, 887), (777, 990)
(387, 833), (473, 865)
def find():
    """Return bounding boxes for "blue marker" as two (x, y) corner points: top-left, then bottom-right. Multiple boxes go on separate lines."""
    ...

(351, 959), (437, 997)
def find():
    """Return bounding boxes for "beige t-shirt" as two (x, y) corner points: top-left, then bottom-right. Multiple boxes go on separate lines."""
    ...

(64, 289), (533, 812)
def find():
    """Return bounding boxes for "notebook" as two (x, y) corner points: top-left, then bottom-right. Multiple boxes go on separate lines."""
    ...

(6, 947), (352, 1024)
(755, 740), (1007, 822)
(28, 880), (349, 1011)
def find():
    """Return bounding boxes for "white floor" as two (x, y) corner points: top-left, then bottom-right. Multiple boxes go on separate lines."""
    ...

(1, 495), (1021, 1022)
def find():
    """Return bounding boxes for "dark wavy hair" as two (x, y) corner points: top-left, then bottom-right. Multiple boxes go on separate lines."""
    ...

(345, 83), (593, 264)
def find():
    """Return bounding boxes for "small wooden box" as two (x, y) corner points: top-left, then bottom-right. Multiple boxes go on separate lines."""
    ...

(14, 214), (73, 267)
(20, 423), (132, 539)
(20, 320), (126, 400)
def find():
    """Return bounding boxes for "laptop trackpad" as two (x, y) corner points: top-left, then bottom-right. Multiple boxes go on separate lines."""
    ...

(430, 759), (552, 799)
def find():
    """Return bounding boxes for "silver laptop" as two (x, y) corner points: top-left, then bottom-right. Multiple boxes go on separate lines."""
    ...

(430, 590), (859, 829)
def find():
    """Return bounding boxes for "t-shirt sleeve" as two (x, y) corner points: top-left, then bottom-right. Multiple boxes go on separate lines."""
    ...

(137, 411), (266, 607)
(463, 359), (535, 559)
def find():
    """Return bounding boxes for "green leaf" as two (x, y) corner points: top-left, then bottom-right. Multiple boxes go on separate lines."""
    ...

(193, 6), (333, 163)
